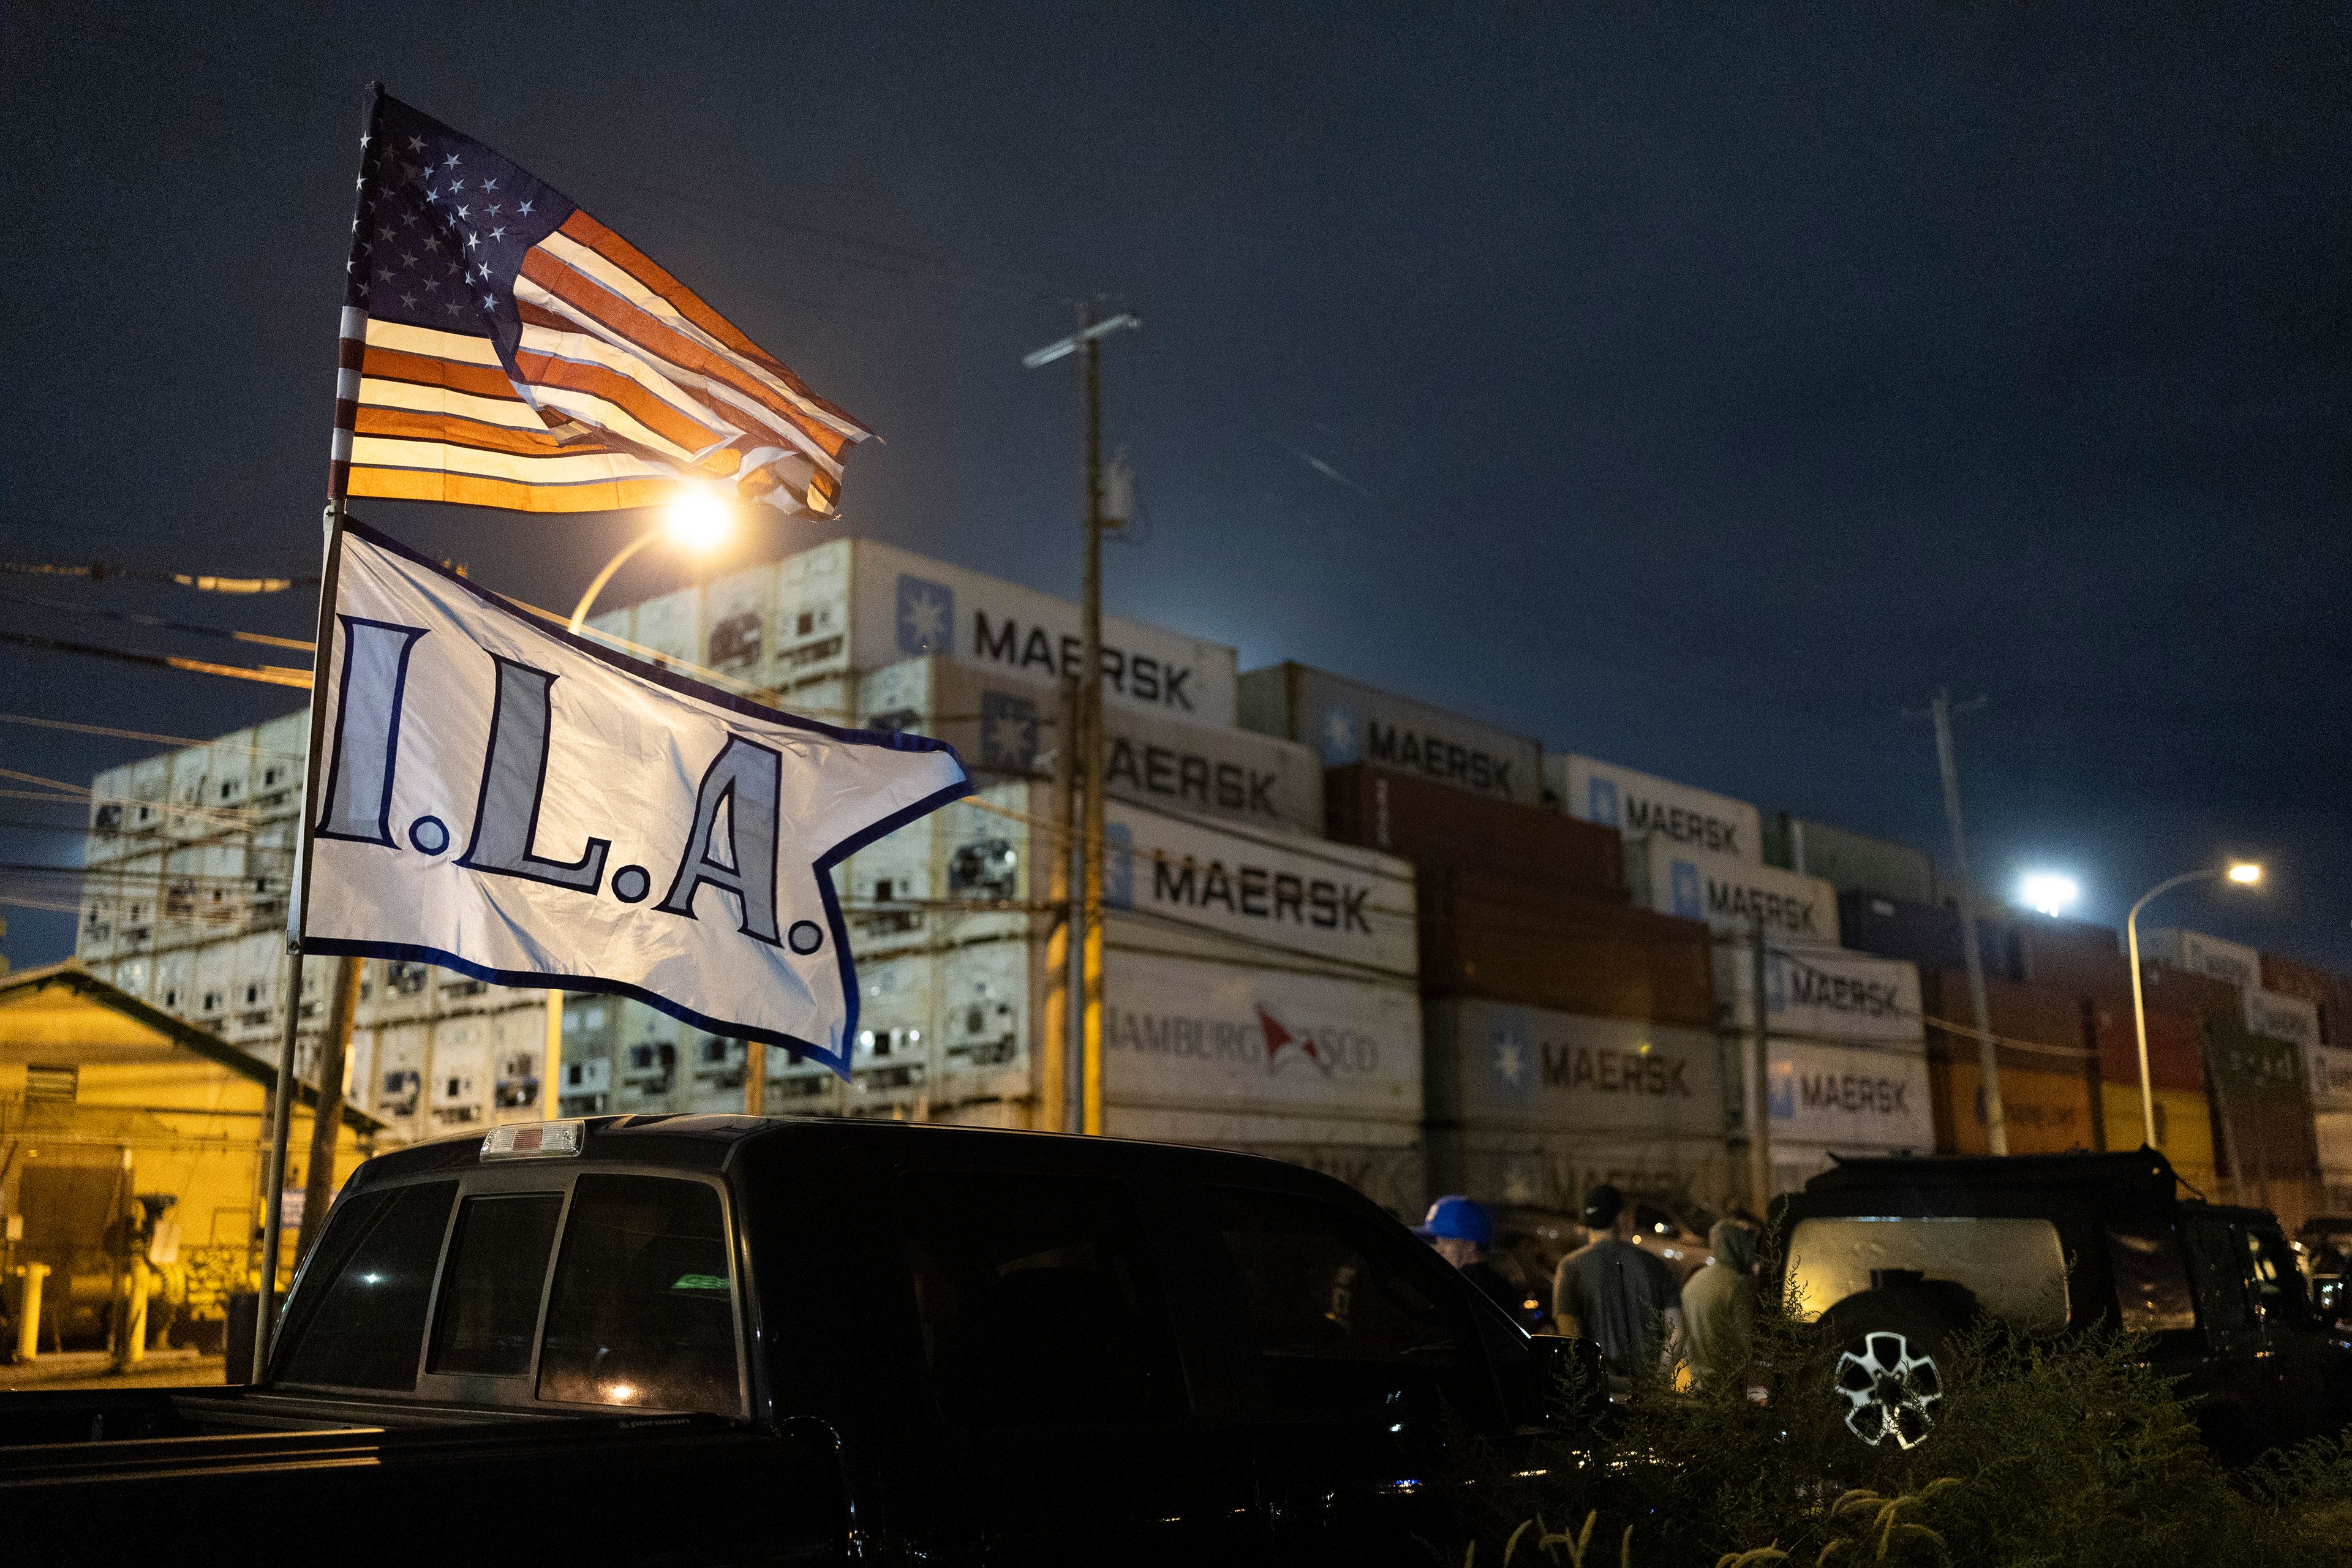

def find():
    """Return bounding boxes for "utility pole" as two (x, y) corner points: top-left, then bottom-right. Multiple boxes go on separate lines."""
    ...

(1077, 304), (1107, 1138)
(1041, 675), (1080, 1133)
(1926, 690), (2007, 1155)
(1748, 915), (1773, 1213)
(1022, 306), (1140, 1137)
(295, 956), (363, 1265)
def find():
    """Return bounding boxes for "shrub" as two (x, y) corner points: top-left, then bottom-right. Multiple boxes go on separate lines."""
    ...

(1459, 1275), (2352, 1568)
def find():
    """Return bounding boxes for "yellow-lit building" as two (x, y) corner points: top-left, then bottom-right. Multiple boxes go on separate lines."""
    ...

(0, 962), (385, 1352)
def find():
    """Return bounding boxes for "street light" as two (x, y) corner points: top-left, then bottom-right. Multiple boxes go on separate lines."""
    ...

(2019, 872), (2080, 918)
(2125, 860), (2265, 1149)
(566, 488), (738, 633)
(546, 486), (738, 1120)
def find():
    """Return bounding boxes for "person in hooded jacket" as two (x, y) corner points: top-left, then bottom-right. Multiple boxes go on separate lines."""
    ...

(1677, 1216), (1760, 1390)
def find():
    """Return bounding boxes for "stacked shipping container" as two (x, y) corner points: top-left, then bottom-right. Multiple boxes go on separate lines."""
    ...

(66, 530), (2352, 1231)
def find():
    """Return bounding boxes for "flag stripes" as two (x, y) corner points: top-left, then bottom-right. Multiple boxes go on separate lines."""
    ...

(337, 94), (869, 517)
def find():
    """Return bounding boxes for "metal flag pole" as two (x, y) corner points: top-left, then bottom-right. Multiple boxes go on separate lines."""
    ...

(254, 79), (382, 1382)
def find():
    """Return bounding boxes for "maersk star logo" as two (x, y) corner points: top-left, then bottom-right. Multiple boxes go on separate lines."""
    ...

(1319, 705), (1361, 765)
(1490, 1026), (1531, 1095)
(895, 575), (955, 657)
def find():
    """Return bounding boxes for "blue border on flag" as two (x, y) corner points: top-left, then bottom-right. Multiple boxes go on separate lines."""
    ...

(303, 518), (974, 1082)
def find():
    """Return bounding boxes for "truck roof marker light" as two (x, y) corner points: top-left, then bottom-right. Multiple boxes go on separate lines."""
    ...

(481, 1120), (586, 1159)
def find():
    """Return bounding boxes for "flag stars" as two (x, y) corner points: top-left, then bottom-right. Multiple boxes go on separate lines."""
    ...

(489, 225), (506, 241)
(445, 300), (462, 314)
(518, 200), (533, 216)
(442, 153), (459, 168)
(466, 232), (480, 250)
(407, 134), (424, 152)
(482, 178), (498, 192)
(401, 293), (418, 308)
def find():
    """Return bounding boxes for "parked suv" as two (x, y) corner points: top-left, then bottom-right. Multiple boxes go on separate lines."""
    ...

(1768, 1149), (2352, 1461)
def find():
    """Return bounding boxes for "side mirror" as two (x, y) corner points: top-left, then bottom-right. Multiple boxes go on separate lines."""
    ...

(1527, 1333), (1608, 1428)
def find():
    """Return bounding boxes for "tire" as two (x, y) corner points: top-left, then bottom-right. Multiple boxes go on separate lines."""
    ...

(1817, 1283), (1973, 1450)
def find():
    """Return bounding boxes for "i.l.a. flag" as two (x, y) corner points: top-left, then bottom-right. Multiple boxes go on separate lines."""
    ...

(299, 523), (968, 1076)
(336, 91), (872, 516)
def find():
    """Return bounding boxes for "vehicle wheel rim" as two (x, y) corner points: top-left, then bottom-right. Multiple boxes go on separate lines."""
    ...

(1835, 1330), (1941, 1449)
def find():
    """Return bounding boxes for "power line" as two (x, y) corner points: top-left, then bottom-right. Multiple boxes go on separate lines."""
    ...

(0, 629), (312, 690)
(0, 557), (309, 593)
(0, 589), (313, 651)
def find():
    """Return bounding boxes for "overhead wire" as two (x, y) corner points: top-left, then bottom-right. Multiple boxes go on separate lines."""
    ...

(0, 557), (307, 593)
(0, 589), (314, 651)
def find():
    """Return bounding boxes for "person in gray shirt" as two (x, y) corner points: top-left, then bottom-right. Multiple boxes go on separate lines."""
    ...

(1551, 1184), (1683, 1379)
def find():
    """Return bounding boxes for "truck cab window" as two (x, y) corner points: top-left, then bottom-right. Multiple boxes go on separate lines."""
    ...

(428, 1193), (565, 1378)
(897, 1172), (1185, 1427)
(2242, 1227), (2310, 1325)
(277, 1181), (456, 1391)
(537, 1175), (741, 1414)
(1212, 1186), (1472, 1417)
(2105, 1224), (2197, 1333)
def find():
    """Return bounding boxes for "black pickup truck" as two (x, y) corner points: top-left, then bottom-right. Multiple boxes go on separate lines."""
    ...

(2, 1115), (1585, 1564)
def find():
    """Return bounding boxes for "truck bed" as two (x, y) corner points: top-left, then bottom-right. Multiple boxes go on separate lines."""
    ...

(1, 1386), (847, 1564)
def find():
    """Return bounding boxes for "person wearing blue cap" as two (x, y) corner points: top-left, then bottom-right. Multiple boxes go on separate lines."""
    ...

(1416, 1194), (1522, 1316)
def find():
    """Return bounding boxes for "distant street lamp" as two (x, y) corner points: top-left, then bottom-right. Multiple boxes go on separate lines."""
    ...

(567, 489), (737, 633)
(2125, 861), (2265, 1148)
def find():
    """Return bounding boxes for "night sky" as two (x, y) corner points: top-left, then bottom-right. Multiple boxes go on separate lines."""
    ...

(3, 4), (2345, 969)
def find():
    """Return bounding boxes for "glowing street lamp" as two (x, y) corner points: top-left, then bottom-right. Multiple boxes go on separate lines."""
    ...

(566, 488), (738, 633)
(2019, 872), (2080, 918)
(2125, 860), (2266, 1148)
(545, 486), (738, 1120)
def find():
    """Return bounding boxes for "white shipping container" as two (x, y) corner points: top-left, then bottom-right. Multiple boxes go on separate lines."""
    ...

(371, 1020), (430, 1128)
(1104, 799), (1417, 978)
(2248, 987), (2321, 1050)
(2139, 928), (2263, 993)
(1766, 1038), (1933, 1151)
(858, 656), (1324, 834)
(1102, 947), (1421, 1131)
(1550, 754), (1762, 865)
(2315, 1110), (2352, 1179)
(1640, 843), (1838, 946)
(590, 539), (1238, 726)
(852, 539), (1237, 726)
(843, 785), (1415, 976)
(2304, 1044), (2352, 1110)
(1718, 947), (1924, 1046)
(1423, 997), (1728, 1140)
(1237, 663), (1542, 804)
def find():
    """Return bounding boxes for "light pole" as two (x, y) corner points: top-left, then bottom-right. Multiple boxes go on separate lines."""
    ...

(2125, 861), (2264, 1148)
(567, 489), (736, 633)
(1022, 306), (1140, 1137)
(545, 491), (739, 1120)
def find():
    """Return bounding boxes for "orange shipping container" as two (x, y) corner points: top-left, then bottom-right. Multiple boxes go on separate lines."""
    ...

(1931, 1058), (2097, 1156)
(1921, 970), (2087, 1061)
(2260, 952), (2346, 1047)
(2097, 1082), (2217, 1180)
(1416, 870), (1714, 1028)
(2089, 1000), (2204, 1093)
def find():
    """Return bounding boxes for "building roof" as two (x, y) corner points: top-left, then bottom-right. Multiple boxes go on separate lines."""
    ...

(0, 961), (388, 1136)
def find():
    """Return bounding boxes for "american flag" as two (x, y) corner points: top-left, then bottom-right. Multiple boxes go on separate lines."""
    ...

(334, 92), (871, 516)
